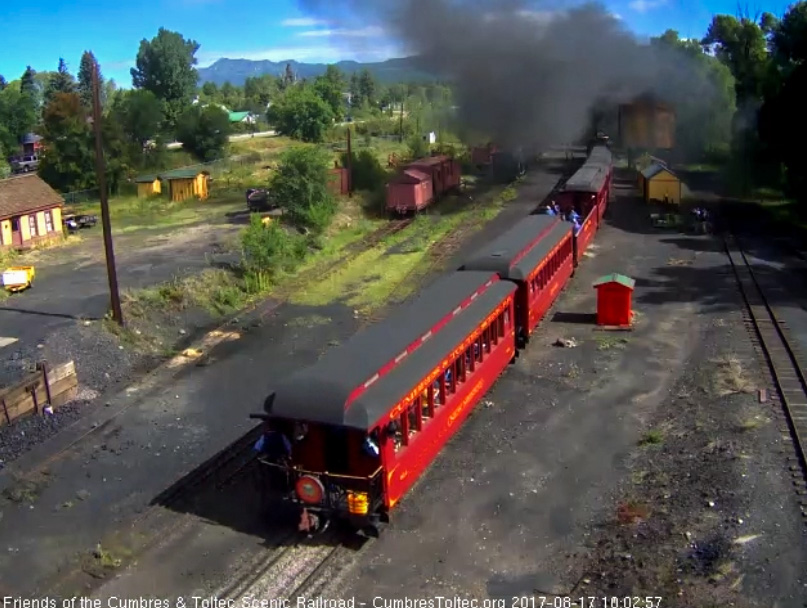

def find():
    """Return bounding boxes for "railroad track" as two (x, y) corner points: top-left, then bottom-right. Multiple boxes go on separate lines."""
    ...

(725, 234), (807, 519)
(215, 529), (366, 600)
(151, 425), (263, 508)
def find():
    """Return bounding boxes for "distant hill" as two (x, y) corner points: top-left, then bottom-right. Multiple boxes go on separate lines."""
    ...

(197, 56), (438, 86)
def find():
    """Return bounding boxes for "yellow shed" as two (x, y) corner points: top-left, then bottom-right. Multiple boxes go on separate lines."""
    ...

(161, 169), (210, 203)
(641, 162), (682, 205)
(134, 175), (162, 197)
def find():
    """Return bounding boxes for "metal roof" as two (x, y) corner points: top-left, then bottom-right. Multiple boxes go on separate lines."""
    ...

(264, 271), (503, 430)
(228, 111), (251, 122)
(564, 165), (607, 193)
(392, 168), (431, 184)
(134, 174), (159, 183)
(160, 168), (210, 180)
(593, 273), (635, 289)
(460, 216), (571, 280)
(641, 162), (673, 180)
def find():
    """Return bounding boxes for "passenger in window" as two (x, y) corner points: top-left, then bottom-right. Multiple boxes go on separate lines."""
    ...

(363, 430), (380, 457)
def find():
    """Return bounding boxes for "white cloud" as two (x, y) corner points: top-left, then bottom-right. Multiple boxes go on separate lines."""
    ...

(628, 0), (667, 12)
(296, 26), (386, 38)
(612, 12), (624, 20)
(281, 17), (331, 27)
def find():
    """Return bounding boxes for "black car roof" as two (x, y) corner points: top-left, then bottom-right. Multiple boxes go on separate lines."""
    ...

(460, 216), (572, 280)
(264, 271), (503, 429)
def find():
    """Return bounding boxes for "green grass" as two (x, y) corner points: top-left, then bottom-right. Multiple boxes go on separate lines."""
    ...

(638, 430), (664, 446)
(71, 190), (245, 234)
(290, 184), (514, 311)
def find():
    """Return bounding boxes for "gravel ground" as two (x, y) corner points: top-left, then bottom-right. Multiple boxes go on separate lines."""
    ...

(562, 262), (807, 607)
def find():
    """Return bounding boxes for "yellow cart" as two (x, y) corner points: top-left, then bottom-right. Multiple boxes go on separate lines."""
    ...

(2, 266), (35, 293)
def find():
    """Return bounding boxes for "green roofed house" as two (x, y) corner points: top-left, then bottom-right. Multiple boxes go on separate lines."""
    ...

(229, 111), (256, 125)
(134, 174), (161, 198)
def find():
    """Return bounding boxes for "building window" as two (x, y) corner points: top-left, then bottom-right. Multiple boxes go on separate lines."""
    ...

(28, 215), (37, 237)
(44, 210), (54, 233)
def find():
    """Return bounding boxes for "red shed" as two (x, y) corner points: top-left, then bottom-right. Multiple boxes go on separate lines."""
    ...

(386, 169), (434, 214)
(408, 155), (461, 197)
(593, 273), (635, 327)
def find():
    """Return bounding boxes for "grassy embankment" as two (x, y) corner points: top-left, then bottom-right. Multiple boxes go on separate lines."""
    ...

(105, 134), (416, 348)
(114, 173), (518, 354)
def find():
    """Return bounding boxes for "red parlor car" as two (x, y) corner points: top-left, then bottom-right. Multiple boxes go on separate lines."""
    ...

(253, 271), (517, 535)
(459, 215), (574, 348)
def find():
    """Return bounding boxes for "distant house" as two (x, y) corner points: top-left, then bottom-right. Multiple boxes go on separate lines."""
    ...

(21, 133), (43, 156)
(161, 168), (210, 203)
(0, 174), (64, 250)
(228, 111), (256, 125)
(134, 175), (162, 198)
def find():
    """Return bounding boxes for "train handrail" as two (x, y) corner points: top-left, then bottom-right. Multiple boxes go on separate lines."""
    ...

(257, 458), (383, 482)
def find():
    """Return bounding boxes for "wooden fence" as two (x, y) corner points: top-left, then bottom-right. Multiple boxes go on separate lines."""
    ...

(0, 361), (78, 427)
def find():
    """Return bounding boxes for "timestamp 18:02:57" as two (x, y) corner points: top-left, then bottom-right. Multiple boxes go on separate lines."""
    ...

(524, 597), (662, 608)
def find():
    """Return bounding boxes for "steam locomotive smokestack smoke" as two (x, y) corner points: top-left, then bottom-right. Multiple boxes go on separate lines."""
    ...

(296, 0), (701, 150)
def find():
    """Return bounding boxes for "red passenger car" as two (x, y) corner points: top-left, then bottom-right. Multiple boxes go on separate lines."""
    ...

(386, 169), (433, 214)
(459, 215), (574, 348)
(253, 271), (516, 535)
(557, 164), (608, 222)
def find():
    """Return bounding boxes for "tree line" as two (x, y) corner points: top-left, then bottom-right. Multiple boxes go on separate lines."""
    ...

(699, 3), (807, 202)
(0, 27), (452, 194)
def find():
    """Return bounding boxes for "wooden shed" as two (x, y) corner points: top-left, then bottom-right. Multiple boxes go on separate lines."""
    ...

(641, 163), (682, 205)
(593, 273), (635, 327)
(161, 169), (210, 203)
(134, 174), (162, 198)
(0, 174), (64, 250)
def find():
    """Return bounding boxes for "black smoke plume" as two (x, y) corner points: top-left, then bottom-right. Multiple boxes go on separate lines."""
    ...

(296, 0), (718, 151)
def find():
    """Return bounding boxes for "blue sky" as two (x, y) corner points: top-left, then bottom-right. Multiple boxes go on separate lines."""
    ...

(0, 0), (795, 86)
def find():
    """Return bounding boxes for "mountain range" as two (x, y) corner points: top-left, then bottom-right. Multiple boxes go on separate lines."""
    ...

(197, 56), (438, 86)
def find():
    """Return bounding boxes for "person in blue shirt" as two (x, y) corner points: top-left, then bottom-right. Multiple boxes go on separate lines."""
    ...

(253, 423), (292, 462)
(572, 217), (582, 235)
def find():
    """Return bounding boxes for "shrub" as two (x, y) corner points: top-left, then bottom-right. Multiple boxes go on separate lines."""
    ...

(270, 145), (336, 234)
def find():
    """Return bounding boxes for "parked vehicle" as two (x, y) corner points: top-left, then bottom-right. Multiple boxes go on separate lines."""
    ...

(246, 188), (278, 212)
(2, 266), (35, 293)
(11, 155), (39, 174)
(63, 214), (98, 232)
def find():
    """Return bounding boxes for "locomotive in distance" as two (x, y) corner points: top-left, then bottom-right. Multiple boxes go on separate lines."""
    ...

(251, 143), (613, 535)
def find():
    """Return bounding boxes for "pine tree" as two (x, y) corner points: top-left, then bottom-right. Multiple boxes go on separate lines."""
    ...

(0, 75), (7, 91)
(45, 58), (76, 105)
(77, 51), (104, 109)
(20, 66), (37, 100)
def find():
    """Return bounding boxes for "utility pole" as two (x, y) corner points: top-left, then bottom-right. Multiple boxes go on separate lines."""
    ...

(399, 99), (404, 143)
(346, 125), (353, 198)
(90, 58), (123, 326)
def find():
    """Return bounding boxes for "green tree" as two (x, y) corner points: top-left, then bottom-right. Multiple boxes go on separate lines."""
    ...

(20, 66), (38, 113)
(175, 104), (230, 161)
(38, 92), (95, 192)
(702, 14), (776, 104)
(112, 89), (165, 150)
(77, 51), (105, 110)
(200, 81), (218, 100)
(270, 145), (336, 233)
(0, 75), (6, 91)
(45, 58), (76, 106)
(131, 28), (200, 130)
(650, 30), (737, 159)
(358, 70), (377, 108)
(244, 75), (278, 114)
(267, 85), (335, 143)
(314, 66), (345, 118)
(0, 86), (37, 155)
